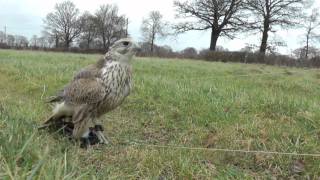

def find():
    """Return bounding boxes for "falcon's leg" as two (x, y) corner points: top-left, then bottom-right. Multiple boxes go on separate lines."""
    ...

(93, 125), (110, 144)
(72, 109), (99, 148)
(92, 118), (110, 144)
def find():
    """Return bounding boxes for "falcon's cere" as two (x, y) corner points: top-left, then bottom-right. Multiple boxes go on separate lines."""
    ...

(39, 38), (140, 147)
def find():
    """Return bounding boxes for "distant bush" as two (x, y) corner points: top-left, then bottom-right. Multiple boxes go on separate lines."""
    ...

(197, 50), (319, 68)
(199, 50), (247, 63)
(305, 56), (320, 67)
(0, 43), (10, 49)
(180, 47), (198, 59)
(136, 42), (179, 58)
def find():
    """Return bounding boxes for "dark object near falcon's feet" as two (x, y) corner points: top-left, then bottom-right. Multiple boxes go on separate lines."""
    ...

(39, 117), (102, 148)
(80, 129), (101, 148)
(59, 121), (74, 137)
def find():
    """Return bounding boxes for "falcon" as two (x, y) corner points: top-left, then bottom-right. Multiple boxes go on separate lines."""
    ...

(39, 38), (140, 147)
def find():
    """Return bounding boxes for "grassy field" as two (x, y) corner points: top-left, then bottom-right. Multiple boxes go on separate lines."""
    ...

(1, 49), (320, 179)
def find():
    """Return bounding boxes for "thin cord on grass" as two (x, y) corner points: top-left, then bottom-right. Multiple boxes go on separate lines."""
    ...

(129, 142), (320, 157)
(181, 71), (300, 81)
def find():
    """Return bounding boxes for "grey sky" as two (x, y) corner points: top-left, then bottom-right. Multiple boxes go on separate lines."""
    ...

(0, 0), (319, 54)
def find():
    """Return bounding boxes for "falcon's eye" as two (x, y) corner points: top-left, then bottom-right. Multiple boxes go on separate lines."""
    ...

(122, 41), (129, 46)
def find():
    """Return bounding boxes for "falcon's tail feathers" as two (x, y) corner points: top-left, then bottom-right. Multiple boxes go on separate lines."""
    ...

(38, 115), (57, 130)
(38, 115), (69, 130)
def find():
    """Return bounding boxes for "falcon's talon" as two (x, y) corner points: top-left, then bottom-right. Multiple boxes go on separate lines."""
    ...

(94, 131), (110, 145)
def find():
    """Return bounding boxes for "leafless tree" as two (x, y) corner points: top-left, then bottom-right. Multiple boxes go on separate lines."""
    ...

(141, 11), (168, 53)
(6, 35), (15, 46)
(293, 46), (319, 59)
(30, 35), (38, 47)
(94, 4), (127, 51)
(245, 0), (306, 55)
(79, 11), (97, 49)
(7, 34), (16, 47)
(14, 35), (29, 48)
(0, 31), (5, 43)
(41, 30), (59, 48)
(173, 0), (247, 51)
(301, 8), (320, 58)
(37, 36), (49, 48)
(44, 1), (82, 48)
(30, 35), (49, 48)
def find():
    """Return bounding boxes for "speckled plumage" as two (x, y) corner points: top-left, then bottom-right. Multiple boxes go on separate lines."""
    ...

(40, 38), (140, 144)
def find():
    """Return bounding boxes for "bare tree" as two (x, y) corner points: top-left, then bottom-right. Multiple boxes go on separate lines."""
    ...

(14, 35), (29, 48)
(174, 0), (246, 51)
(301, 8), (320, 58)
(6, 35), (15, 47)
(94, 4), (127, 51)
(30, 35), (38, 47)
(0, 31), (5, 43)
(141, 11), (168, 53)
(40, 30), (58, 48)
(245, 0), (305, 55)
(37, 36), (48, 48)
(293, 46), (319, 59)
(44, 1), (82, 48)
(79, 11), (97, 49)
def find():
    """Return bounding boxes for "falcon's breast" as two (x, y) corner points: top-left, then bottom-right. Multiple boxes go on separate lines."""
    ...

(98, 61), (132, 112)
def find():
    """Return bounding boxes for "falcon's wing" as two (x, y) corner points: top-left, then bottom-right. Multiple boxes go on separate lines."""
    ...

(73, 65), (99, 80)
(63, 78), (106, 105)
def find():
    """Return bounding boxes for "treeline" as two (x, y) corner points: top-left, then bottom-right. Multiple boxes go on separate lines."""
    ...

(0, 2), (127, 53)
(137, 44), (320, 68)
(0, 0), (320, 68)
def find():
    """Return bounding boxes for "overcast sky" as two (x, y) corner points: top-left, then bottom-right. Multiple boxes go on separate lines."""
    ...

(0, 0), (319, 54)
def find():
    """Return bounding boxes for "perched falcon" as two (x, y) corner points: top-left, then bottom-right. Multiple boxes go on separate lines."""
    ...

(40, 38), (140, 147)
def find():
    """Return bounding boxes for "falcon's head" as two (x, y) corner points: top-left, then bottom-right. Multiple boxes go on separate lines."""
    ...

(107, 38), (140, 62)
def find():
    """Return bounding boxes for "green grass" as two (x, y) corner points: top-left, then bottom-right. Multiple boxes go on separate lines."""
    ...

(1, 49), (320, 179)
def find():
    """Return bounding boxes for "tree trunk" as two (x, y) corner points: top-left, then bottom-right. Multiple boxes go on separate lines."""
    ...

(65, 33), (70, 48)
(150, 39), (154, 53)
(305, 31), (310, 59)
(150, 33), (155, 53)
(55, 34), (59, 48)
(102, 34), (107, 50)
(86, 32), (91, 49)
(87, 38), (90, 49)
(259, 21), (269, 55)
(106, 38), (111, 52)
(65, 41), (70, 48)
(209, 28), (220, 51)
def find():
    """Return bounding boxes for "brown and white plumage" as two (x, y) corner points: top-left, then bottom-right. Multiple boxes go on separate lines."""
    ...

(40, 38), (140, 145)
